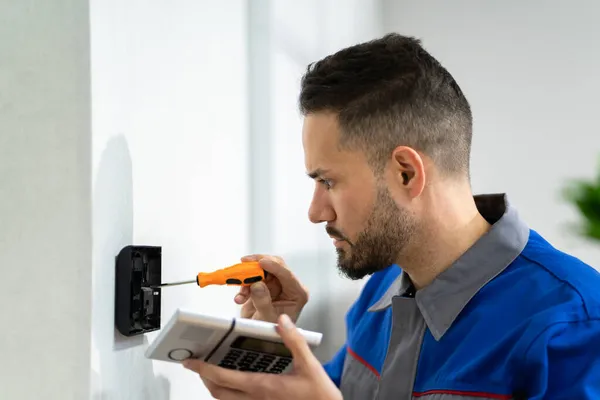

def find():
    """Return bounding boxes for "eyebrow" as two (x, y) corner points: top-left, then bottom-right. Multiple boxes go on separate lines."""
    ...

(307, 168), (330, 179)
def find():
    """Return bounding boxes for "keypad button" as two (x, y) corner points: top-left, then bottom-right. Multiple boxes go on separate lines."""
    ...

(256, 362), (270, 368)
(225, 351), (241, 360)
(219, 350), (293, 374)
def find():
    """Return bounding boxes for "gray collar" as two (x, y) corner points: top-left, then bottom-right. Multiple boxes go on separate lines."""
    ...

(367, 193), (530, 340)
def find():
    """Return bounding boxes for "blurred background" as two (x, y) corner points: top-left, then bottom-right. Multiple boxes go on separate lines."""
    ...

(1, 0), (599, 399)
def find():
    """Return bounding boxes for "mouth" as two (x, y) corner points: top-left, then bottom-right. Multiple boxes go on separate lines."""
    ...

(326, 226), (350, 247)
(329, 236), (347, 247)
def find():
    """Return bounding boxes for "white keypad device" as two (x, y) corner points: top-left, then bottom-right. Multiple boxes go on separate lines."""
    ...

(145, 308), (323, 374)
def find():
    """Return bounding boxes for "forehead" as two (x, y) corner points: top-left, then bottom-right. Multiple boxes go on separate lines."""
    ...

(302, 113), (346, 170)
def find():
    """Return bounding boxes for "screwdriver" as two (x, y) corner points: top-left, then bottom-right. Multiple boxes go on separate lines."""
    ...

(150, 261), (267, 289)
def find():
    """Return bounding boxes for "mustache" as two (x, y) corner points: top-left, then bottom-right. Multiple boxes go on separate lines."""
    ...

(326, 226), (352, 245)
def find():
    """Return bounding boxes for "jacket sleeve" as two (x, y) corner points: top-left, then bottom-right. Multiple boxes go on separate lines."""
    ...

(525, 318), (600, 399)
(322, 345), (347, 388)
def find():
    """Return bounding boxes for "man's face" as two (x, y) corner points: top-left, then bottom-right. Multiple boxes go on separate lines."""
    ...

(302, 113), (416, 280)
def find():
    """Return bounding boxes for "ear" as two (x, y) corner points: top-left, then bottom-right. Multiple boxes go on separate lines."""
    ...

(389, 146), (426, 198)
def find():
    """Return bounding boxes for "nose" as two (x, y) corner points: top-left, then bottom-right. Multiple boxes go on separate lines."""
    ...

(308, 186), (335, 224)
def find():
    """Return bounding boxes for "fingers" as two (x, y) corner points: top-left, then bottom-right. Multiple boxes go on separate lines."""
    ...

(276, 314), (317, 370)
(234, 286), (250, 304)
(258, 258), (305, 299)
(238, 253), (309, 322)
(234, 293), (245, 304)
(240, 254), (262, 262)
(259, 257), (308, 306)
(184, 359), (247, 390)
(239, 254), (286, 298)
(185, 359), (273, 398)
(202, 377), (253, 400)
(240, 297), (256, 319)
(249, 282), (278, 322)
(241, 254), (291, 281)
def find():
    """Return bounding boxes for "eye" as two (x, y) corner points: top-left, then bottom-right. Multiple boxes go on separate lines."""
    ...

(318, 178), (333, 189)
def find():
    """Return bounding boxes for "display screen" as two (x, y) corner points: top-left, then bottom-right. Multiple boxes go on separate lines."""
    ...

(231, 336), (292, 357)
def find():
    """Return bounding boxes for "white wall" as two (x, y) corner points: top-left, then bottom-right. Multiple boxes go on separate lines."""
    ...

(0, 1), (93, 399)
(89, 1), (249, 399)
(382, 0), (600, 269)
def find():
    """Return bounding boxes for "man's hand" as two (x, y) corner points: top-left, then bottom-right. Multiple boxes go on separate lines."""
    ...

(234, 255), (309, 323)
(183, 314), (341, 400)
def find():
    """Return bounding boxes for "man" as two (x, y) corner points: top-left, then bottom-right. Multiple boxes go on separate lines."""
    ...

(184, 33), (600, 399)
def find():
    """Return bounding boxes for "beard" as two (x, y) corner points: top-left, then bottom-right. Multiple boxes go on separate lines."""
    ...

(329, 184), (417, 280)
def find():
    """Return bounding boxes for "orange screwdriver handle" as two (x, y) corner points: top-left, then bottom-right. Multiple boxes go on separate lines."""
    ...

(196, 261), (267, 288)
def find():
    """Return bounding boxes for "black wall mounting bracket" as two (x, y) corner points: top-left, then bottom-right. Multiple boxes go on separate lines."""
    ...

(115, 245), (162, 336)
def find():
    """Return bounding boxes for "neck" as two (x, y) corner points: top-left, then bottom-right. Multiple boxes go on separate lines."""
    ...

(399, 183), (491, 290)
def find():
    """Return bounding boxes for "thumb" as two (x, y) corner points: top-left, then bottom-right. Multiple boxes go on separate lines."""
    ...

(276, 314), (316, 369)
(249, 282), (278, 322)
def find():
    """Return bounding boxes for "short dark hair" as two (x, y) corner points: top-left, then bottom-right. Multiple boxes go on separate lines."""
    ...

(299, 33), (473, 178)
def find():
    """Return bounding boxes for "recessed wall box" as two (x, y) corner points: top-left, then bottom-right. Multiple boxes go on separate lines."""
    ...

(115, 245), (162, 336)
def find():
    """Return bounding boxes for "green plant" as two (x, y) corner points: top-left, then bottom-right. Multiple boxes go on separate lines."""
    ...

(563, 160), (600, 242)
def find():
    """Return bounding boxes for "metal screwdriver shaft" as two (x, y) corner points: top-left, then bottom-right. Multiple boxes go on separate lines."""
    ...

(150, 279), (196, 288)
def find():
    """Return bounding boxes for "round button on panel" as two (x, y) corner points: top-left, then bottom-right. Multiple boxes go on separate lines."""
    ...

(168, 348), (193, 361)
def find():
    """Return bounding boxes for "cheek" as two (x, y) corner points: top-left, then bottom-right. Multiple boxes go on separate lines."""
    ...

(334, 190), (373, 236)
